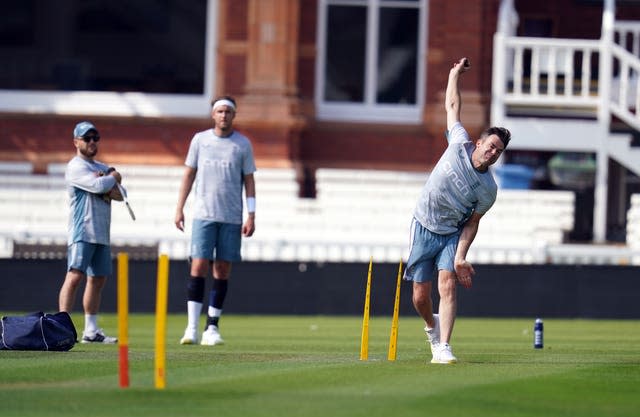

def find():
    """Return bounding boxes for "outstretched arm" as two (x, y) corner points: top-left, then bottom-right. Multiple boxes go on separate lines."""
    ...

(445, 57), (471, 131)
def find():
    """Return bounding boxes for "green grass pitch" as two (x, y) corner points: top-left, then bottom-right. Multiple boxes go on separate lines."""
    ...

(1, 314), (639, 417)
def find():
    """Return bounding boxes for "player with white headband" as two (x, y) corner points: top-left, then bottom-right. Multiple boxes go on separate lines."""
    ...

(212, 98), (236, 111)
(175, 95), (257, 346)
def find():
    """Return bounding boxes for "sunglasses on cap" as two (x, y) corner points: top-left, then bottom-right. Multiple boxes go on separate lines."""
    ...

(80, 135), (100, 143)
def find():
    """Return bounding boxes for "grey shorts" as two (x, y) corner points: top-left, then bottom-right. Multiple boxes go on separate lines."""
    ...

(403, 218), (460, 283)
(67, 241), (112, 277)
(191, 219), (242, 262)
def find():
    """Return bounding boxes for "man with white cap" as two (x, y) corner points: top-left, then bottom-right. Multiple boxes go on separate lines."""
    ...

(58, 121), (124, 343)
(175, 95), (257, 346)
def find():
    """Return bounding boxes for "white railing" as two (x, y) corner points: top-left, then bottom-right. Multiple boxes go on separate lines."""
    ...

(614, 20), (640, 57)
(503, 37), (601, 107)
(493, 20), (640, 130)
(492, 34), (601, 122)
(610, 43), (640, 130)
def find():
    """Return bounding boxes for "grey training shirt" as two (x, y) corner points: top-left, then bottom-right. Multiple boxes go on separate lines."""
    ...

(185, 129), (256, 224)
(66, 156), (116, 245)
(413, 122), (497, 234)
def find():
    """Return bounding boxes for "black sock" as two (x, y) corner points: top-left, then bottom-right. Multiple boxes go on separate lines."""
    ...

(187, 276), (205, 302)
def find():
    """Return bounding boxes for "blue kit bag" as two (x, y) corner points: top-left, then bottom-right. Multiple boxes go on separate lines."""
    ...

(1, 311), (77, 351)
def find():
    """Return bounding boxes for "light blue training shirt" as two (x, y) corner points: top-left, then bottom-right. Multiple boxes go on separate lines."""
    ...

(185, 129), (256, 224)
(413, 122), (497, 235)
(66, 156), (116, 245)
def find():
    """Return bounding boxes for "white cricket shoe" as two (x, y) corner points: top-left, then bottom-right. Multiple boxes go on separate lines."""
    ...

(431, 343), (458, 364)
(424, 313), (440, 353)
(180, 327), (197, 345)
(81, 329), (117, 344)
(200, 325), (224, 346)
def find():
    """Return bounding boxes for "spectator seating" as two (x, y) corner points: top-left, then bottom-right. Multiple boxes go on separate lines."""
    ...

(6, 162), (633, 264)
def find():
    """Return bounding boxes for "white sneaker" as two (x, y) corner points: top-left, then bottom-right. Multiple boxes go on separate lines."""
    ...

(200, 325), (224, 346)
(81, 329), (117, 344)
(424, 314), (440, 353)
(180, 327), (197, 345)
(431, 343), (458, 364)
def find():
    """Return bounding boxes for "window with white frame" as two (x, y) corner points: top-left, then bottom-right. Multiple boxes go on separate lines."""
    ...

(0, 0), (216, 118)
(316, 0), (427, 123)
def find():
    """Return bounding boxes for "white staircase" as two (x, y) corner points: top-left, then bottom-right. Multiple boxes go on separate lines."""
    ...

(492, 0), (640, 241)
(492, 23), (640, 175)
(608, 133), (640, 177)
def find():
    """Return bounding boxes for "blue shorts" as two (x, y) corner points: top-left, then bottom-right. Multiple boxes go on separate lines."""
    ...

(403, 218), (460, 283)
(67, 242), (112, 277)
(191, 219), (242, 262)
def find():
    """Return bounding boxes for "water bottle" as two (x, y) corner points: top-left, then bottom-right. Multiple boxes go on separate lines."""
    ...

(534, 318), (544, 349)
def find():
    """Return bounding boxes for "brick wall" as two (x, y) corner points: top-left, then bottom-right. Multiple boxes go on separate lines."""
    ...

(0, 114), (210, 172)
(4, 0), (632, 174)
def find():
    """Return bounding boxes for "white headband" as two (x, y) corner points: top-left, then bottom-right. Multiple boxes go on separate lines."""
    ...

(212, 99), (236, 111)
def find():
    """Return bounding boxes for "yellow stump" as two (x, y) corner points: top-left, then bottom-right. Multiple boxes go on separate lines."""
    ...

(117, 252), (129, 388)
(359, 257), (373, 361)
(387, 260), (403, 361)
(154, 254), (170, 389)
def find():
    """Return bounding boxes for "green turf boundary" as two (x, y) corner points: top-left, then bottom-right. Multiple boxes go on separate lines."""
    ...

(1, 315), (639, 417)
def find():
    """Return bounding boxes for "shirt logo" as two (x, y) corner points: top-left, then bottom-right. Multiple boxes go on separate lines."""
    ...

(443, 160), (470, 196)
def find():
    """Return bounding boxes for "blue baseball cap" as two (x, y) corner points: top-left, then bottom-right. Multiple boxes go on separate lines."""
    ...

(73, 121), (98, 138)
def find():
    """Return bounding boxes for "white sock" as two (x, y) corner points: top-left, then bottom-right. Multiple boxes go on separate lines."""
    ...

(207, 307), (223, 331)
(85, 314), (98, 334)
(208, 306), (223, 318)
(187, 301), (202, 330)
